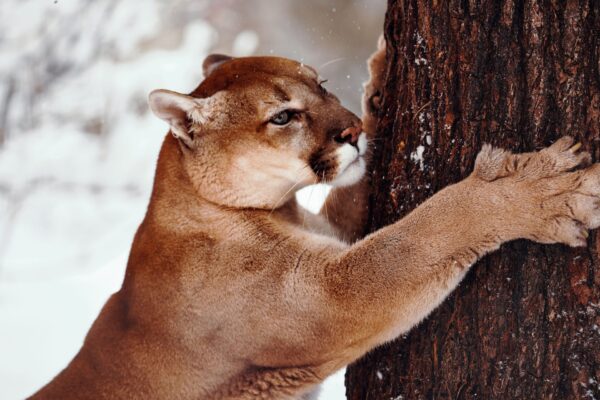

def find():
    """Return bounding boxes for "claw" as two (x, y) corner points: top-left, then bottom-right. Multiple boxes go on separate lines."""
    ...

(582, 230), (589, 239)
(569, 143), (582, 153)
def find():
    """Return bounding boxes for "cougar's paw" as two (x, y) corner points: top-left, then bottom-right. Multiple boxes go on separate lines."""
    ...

(563, 164), (600, 229)
(536, 136), (592, 175)
(529, 159), (600, 247)
(474, 137), (599, 247)
(362, 34), (386, 136)
(474, 136), (591, 182)
(473, 144), (513, 181)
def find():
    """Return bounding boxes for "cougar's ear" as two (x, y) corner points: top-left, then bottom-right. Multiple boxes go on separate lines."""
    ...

(203, 54), (233, 78)
(148, 89), (209, 147)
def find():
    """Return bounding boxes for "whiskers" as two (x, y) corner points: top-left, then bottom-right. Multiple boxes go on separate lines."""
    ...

(319, 57), (346, 70)
(321, 171), (331, 225)
(269, 165), (311, 215)
(302, 182), (317, 230)
(366, 137), (385, 145)
(364, 137), (383, 158)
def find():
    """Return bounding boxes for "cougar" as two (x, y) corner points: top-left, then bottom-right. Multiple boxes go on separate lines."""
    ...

(30, 37), (600, 399)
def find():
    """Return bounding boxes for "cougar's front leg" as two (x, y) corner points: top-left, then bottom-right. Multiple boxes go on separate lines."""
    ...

(319, 36), (387, 242)
(313, 137), (600, 364)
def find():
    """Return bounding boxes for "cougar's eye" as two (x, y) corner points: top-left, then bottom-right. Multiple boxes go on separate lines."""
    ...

(270, 110), (294, 125)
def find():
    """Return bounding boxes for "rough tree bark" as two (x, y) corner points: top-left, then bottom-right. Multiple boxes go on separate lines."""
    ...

(346, 1), (600, 399)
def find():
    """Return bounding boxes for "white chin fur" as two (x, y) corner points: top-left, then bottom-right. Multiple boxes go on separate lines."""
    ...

(331, 157), (366, 187)
(357, 132), (368, 156)
(330, 133), (368, 187)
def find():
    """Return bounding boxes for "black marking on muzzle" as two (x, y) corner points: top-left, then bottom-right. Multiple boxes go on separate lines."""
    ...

(309, 148), (338, 182)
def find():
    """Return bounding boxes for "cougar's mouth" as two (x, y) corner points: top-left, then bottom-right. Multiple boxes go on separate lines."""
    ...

(309, 133), (368, 186)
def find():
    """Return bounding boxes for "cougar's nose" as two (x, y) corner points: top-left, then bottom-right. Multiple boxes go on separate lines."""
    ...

(334, 122), (363, 145)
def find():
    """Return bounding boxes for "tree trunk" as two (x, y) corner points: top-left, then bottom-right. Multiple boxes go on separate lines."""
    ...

(346, 1), (600, 399)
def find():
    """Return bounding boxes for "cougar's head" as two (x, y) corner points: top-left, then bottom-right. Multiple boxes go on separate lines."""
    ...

(148, 54), (367, 209)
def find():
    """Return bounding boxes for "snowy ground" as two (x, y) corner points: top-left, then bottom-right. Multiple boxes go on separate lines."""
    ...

(0, 200), (345, 399)
(0, 186), (343, 400)
(0, 1), (384, 398)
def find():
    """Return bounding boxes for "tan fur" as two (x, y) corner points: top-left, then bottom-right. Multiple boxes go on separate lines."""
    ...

(30, 39), (600, 400)
(361, 34), (386, 136)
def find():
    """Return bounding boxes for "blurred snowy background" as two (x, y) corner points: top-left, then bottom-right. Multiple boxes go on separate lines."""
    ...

(0, 0), (385, 398)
